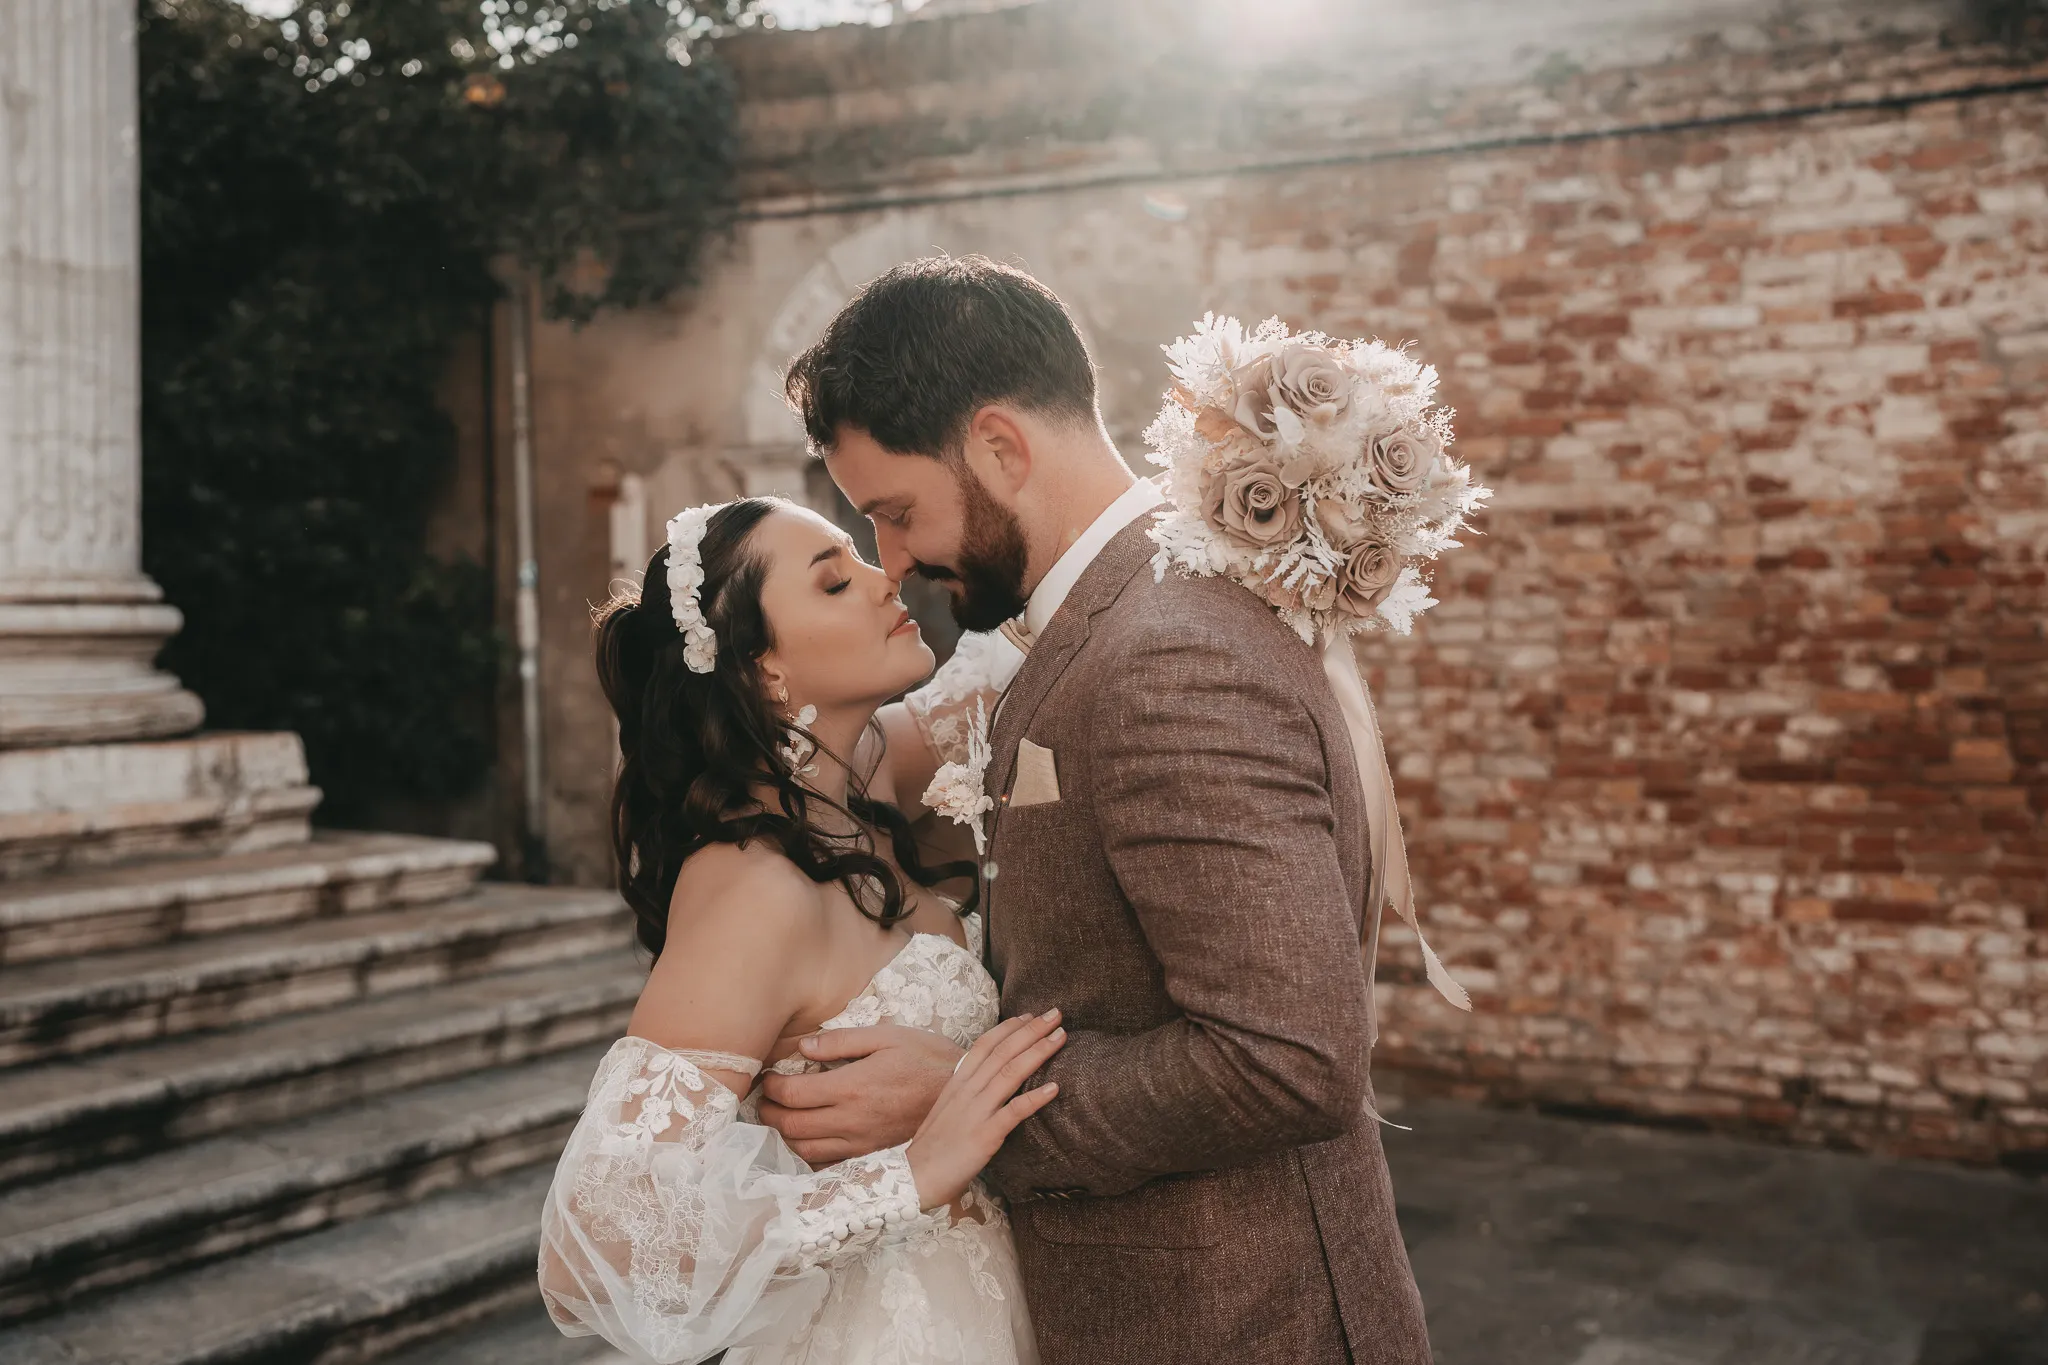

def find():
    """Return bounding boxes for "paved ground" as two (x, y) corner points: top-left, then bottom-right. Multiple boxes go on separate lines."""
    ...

(423, 1095), (2047, 1363)
(1383, 1098), (2048, 1365)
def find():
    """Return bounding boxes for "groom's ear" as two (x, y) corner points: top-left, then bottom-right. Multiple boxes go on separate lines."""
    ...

(964, 406), (1032, 496)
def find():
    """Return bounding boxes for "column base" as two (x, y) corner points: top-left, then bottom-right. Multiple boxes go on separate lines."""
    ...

(0, 731), (317, 879)
(0, 599), (206, 749)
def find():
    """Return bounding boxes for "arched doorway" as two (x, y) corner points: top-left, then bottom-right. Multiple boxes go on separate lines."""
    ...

(743, 213), (967, 661)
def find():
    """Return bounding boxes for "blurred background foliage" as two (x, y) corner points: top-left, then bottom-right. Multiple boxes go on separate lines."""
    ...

(139, 0), (752, 822)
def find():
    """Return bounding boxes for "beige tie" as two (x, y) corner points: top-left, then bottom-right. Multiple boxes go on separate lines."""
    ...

(998, 618), (1033, 656)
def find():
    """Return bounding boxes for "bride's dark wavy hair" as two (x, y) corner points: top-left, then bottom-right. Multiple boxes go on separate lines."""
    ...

(594, 497), (971, 960)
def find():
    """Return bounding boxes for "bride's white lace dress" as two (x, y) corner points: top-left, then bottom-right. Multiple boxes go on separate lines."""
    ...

(537, 912), (1035, 1365)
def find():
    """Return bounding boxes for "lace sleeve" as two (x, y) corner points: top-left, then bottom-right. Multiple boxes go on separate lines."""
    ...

(903, 629), (1025, 766)
(538, 1037), (933, 1363)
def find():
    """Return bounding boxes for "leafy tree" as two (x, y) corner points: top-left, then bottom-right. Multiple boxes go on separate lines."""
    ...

(139, 0), (750, 823)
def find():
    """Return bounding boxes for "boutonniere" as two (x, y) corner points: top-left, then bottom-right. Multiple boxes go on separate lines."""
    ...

(920, 698), (994, 854)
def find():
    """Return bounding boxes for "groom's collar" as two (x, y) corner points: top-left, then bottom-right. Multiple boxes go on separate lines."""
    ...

(1022, 477), (1164, 641)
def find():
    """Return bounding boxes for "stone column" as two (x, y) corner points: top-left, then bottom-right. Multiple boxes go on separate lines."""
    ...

(0, 0), (203, 747)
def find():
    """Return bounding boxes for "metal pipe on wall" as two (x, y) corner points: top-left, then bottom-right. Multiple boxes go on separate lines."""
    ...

(506, 274), (549, 883)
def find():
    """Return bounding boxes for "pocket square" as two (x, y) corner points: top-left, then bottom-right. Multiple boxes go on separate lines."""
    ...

(1011, 738), (1061, 808)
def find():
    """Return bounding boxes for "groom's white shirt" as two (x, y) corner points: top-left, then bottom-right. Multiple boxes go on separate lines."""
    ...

(1022, 476), (1164, 641)
(985, 475), (1161, 732)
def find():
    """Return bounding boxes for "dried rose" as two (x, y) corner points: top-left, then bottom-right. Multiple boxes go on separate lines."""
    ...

(1366, 427), (1434, 496)
(1335, 540), (1402, 618)
(1272, 342), (1354, 427)
(1204, 458), (1304, 550)
(1276, 446), (1338, 489)
(1226, 354), (1280, 440)
(1195, 407), (1262, 463)
(1315, 497), (1373, 548)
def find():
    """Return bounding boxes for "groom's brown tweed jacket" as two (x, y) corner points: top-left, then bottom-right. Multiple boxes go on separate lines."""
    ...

(979, 516), (1433, 1365)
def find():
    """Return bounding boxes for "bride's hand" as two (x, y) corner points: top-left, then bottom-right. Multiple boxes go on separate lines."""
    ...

(904, 1009), (1065, 1210)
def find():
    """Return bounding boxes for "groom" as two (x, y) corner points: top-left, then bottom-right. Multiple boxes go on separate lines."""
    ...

(762, 255), (1432, 1364)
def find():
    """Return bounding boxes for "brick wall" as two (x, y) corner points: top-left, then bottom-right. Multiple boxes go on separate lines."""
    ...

(1320, 88), (2048, 1168)
(518, 0), (2047, 1161)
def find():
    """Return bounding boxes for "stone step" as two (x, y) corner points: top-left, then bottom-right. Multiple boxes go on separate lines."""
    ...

(0, 883), (630, 1069)
(0, 733), (319, 881)
(0, 1162), (557, 1365)
(0, 1046), (606, 1321)
(0, 949), (641, 1191)
(0, 830), (498, 967)
(379, 1300), (619, 1365)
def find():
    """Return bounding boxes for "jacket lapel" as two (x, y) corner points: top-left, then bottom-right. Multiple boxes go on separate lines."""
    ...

(984, 516), (1159, 807)
(980, 517), (1160, 959)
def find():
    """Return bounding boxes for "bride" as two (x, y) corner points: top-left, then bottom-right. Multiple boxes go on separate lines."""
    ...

(537, 495), (1047, 1364)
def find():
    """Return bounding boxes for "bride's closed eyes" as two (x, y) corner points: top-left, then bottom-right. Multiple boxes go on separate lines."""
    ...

(812, 542), (864, 595)
(814, 535), (891, 597)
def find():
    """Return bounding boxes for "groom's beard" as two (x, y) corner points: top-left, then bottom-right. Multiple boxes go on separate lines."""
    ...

(915, 472), (1029, 633)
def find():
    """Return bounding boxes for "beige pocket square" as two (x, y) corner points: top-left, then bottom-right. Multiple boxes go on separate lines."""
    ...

(1011, 738), (1062, 808)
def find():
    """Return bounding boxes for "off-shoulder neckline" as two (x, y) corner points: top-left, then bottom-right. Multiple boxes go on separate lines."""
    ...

(622, 915), (983, 1078)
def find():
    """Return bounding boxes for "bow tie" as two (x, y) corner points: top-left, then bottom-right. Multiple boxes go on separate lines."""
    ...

(998, 618), (1034, 656)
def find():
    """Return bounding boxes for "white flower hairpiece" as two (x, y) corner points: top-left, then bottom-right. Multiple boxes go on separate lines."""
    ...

(664, 504), (720, 673)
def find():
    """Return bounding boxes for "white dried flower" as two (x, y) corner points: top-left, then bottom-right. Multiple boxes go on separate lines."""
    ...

(920, 699), (994, 853)
(664, 504), (721, 674)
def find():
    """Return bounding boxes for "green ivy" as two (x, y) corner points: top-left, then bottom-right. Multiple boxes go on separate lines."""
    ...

(139, 0), (749, 823)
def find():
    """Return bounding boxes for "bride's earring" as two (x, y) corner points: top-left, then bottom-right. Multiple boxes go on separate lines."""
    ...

(779, 703), (819, 778)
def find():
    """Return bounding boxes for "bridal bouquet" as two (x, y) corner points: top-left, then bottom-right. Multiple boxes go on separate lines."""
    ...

(1144, 315), (1489, 642)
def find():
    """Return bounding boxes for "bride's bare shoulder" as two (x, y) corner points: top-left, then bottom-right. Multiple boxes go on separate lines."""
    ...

(632, 842), (830, 1056)
(666, 841), (830, 954)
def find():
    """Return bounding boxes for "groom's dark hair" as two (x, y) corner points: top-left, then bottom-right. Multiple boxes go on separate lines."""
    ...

(784, 254), (1099, 459)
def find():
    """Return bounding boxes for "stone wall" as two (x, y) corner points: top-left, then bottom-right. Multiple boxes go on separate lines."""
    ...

(505, 0), (2048, 1160)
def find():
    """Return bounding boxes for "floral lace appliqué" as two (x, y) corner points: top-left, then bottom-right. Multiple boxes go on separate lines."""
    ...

(904, 631), (1025, 767)
(765, 921), (996, 1062)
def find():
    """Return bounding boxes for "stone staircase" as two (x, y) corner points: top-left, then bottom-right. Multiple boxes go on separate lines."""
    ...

(0, 735), (638, 1363)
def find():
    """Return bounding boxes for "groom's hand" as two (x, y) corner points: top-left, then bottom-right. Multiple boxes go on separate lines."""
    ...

(758, 1024), (962, 1165)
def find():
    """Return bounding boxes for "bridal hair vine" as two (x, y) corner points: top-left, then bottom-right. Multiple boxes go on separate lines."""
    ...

(664, 504), (720, 674)
(1144, 315), (1489, 642)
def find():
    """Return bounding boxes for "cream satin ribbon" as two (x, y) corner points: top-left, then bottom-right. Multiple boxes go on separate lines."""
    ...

(1321, 633), (1472, 1041)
